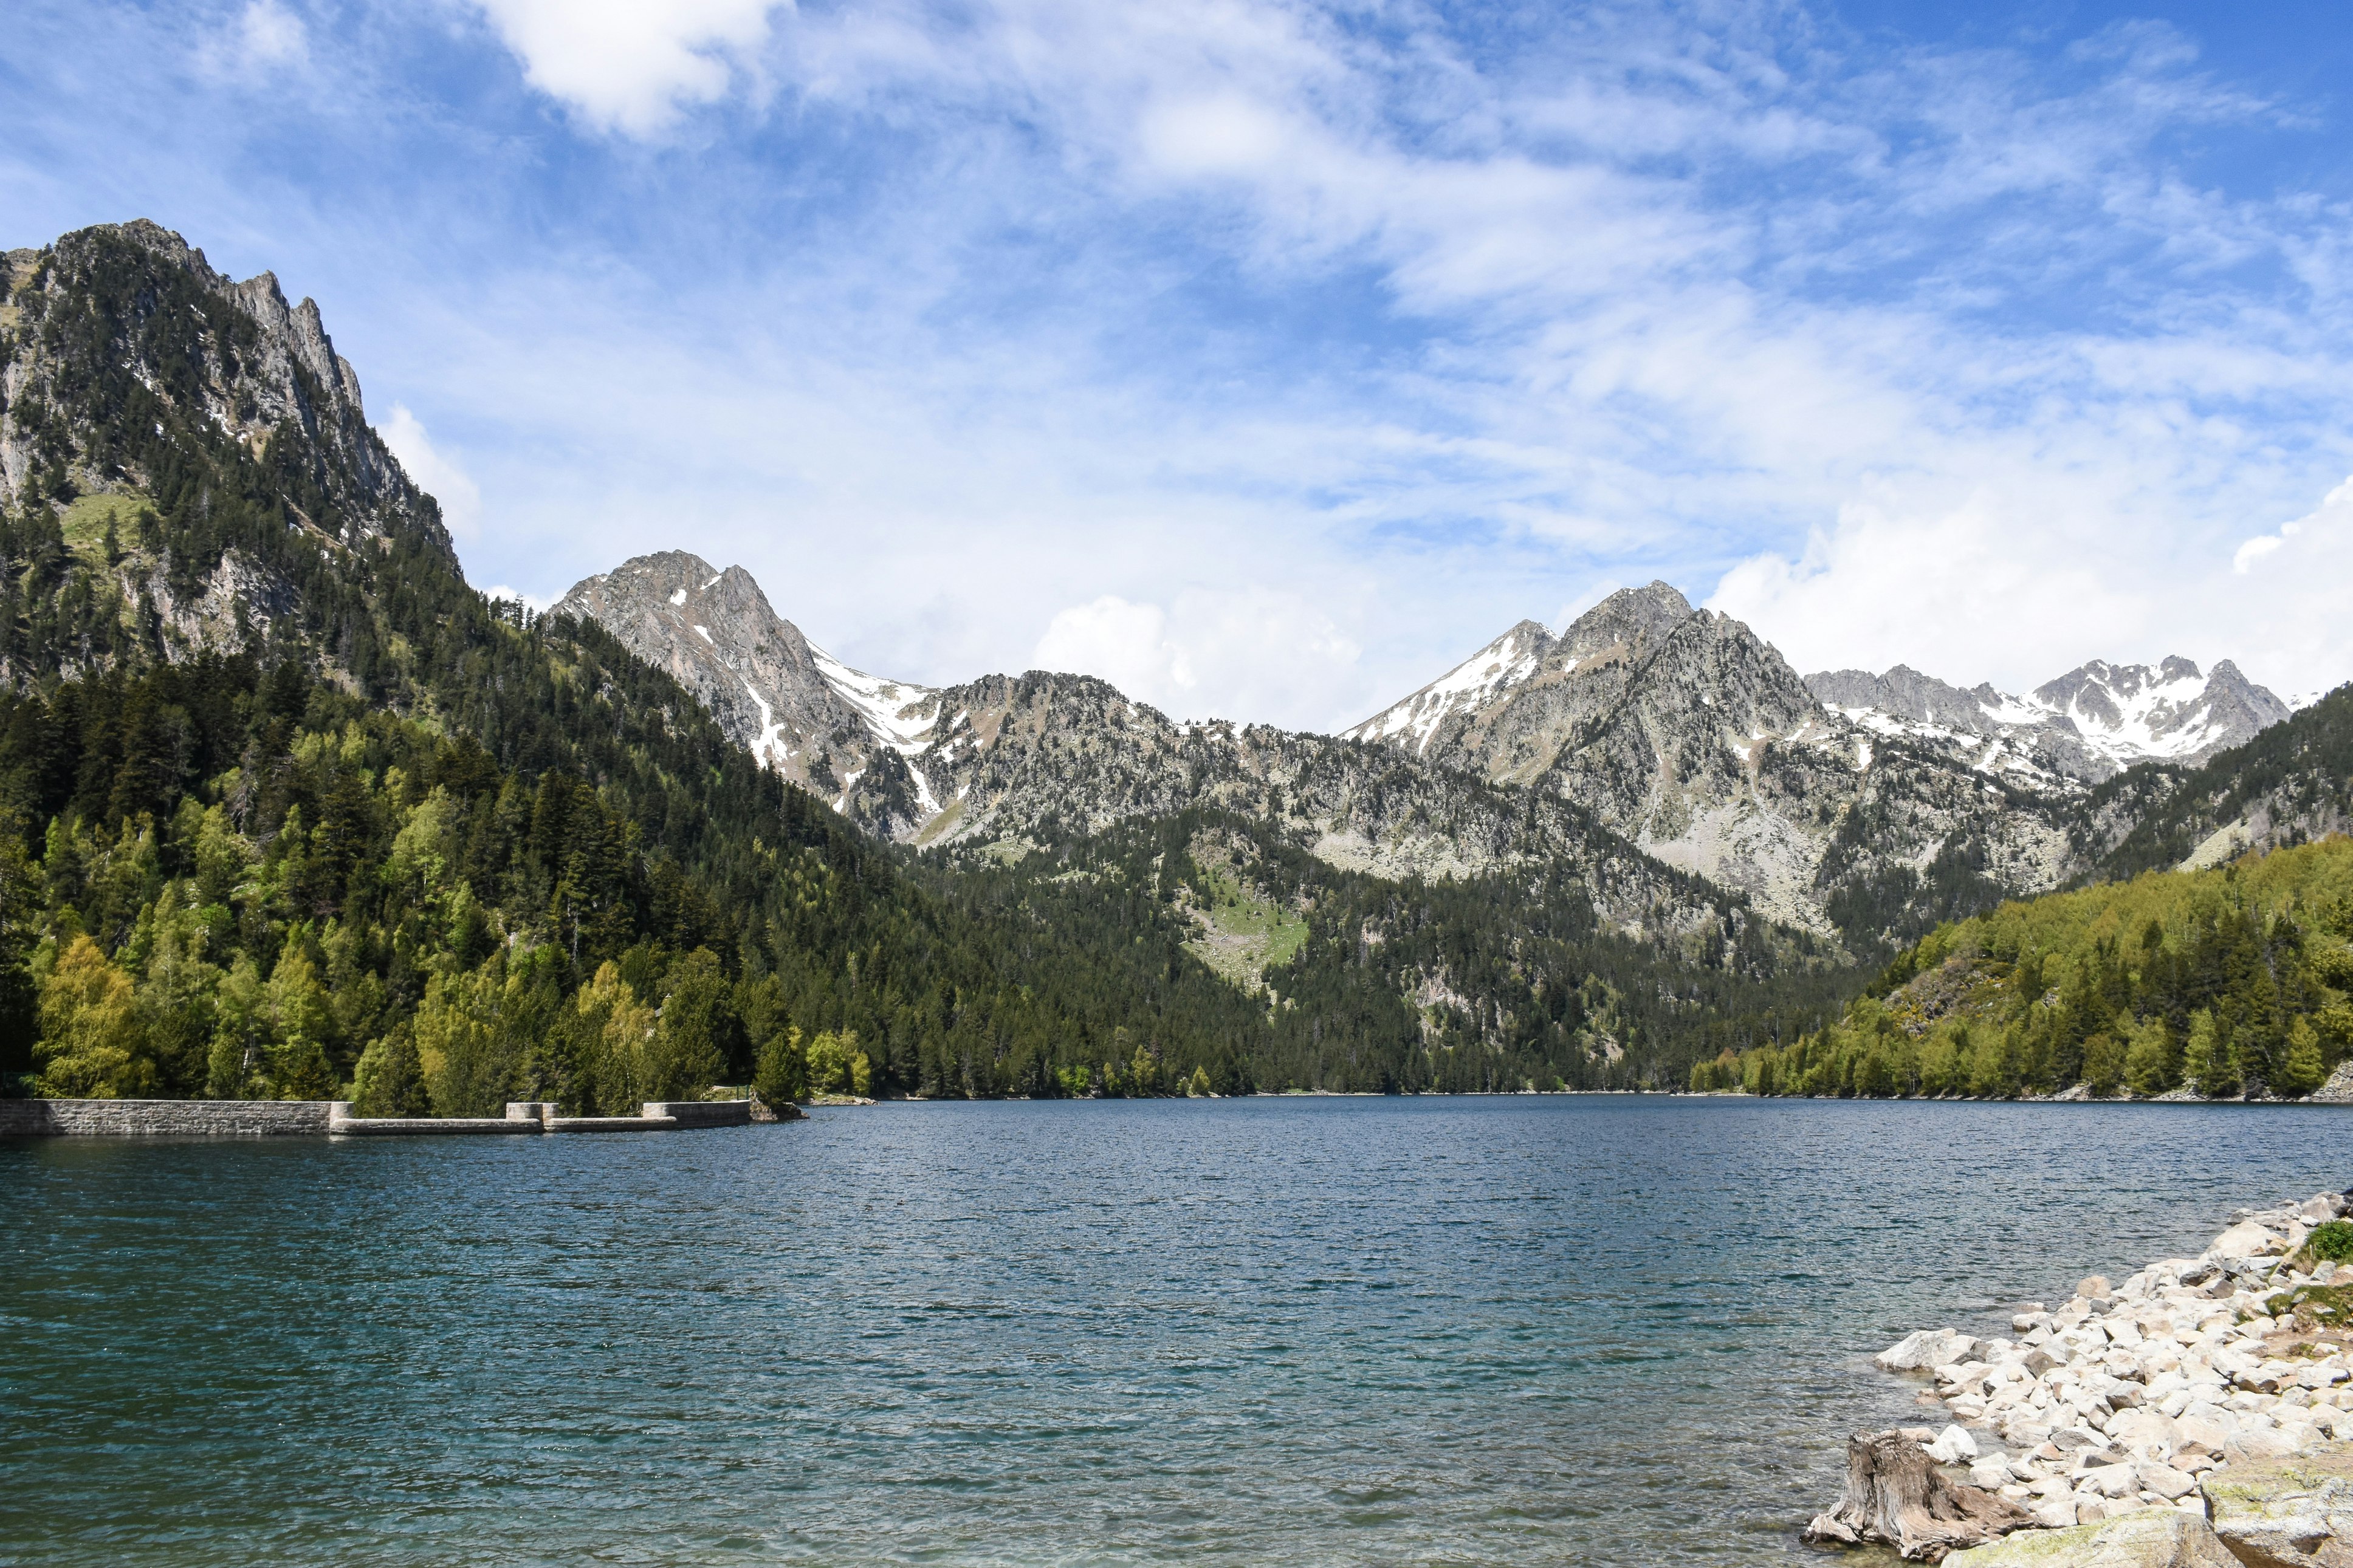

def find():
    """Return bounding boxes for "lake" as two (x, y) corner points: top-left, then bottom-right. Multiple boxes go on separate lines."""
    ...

(4, 1095), (2348, 1564)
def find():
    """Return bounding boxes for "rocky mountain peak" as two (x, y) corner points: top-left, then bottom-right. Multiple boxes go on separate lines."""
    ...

(555, 550), (945, 837)
(1345, 617), (1554, 754)
(1805, 650), (2294, 786)
(1558, 581), (1695, 667)
(1808, 665), (1991, 736)
(1, 219), (442, 558)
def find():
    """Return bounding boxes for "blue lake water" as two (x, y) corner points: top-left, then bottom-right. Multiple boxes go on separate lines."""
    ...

(5, 1096), (2351, 1565)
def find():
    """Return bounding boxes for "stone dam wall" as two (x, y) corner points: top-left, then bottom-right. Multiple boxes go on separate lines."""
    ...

(0, 1099), (336, 1136)
(1, 1097), (774, 1137)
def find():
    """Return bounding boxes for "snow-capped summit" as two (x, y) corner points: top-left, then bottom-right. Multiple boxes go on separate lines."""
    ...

(1342, 582), (1699, 760)
(1805, 656), (2291, 782)
(1347, 618), (1552, 756)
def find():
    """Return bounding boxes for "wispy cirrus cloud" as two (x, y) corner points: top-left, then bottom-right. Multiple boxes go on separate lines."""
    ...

(5, 1), (2352, 726)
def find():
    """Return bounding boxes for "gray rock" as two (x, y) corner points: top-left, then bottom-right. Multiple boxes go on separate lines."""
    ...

(2214, 1221), (2289, 1259)
(1931, 1425), (1984, 1464)
(1975, 1457), (2019, 1490)
(2202, 1448), (2353, 1567)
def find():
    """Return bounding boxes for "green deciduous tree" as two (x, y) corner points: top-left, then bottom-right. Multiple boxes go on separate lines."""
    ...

(35, 933), (154, 1097)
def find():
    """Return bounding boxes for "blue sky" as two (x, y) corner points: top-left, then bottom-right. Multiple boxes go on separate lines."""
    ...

(6, 1), (2352, 728)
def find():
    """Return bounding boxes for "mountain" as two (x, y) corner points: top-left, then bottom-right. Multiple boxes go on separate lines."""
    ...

(1344, 584), (2072, 948)
(23, 216), (2325, 1106)
(555, 555), (1760, 936)
(1805, 657), (2292, 785)
(554, 552), (943, 839)
(0, 220), (454, 682)
(3, 219), (1855, 1102)
(2071, 681), (2353, 878)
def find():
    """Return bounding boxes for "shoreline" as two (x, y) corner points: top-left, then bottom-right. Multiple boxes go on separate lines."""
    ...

(1819, 1189), (2353, 1561)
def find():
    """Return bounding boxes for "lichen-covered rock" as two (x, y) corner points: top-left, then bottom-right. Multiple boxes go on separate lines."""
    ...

(1941, 1510), (2238, 1567)
(2201, 1448), (2353, 1567)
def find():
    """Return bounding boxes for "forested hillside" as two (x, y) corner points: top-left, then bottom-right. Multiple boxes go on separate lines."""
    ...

(922, 810), (1853, 1095)
(38, 215), (2335, 1113)
(1689, 837), (2353, 1100)
(1, 218), (1875, 1109)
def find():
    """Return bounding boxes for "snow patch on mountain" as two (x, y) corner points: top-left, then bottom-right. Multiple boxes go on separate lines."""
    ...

(1805, 656), (2292, 782)
(811, 646), (942, 752)
(741, 677), (789, 768)
(1345, 620), (1551, 751)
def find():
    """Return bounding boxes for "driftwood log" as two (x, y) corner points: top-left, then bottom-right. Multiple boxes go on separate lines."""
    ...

(1802, 1430), (2037, 1562)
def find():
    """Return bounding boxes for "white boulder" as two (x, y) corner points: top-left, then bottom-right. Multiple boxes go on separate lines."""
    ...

(1881, 1329), (1985, 1372)
(1928, 1424), (1981, 1464)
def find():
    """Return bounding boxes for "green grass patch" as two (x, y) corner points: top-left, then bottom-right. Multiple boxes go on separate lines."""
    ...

(913, 796), (964, 847)
(58, 490), (153, 556)
(2303, 1221), (2353, 1265)
(2272, 1282), (2353, 1330)
(1183, 864), (1308, 990)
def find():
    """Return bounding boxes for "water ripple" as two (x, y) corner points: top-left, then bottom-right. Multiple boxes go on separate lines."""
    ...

(2, 1097), (2348, 1564)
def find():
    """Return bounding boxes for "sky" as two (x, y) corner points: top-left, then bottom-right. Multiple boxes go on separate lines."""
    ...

(5, 1), (2353, 730)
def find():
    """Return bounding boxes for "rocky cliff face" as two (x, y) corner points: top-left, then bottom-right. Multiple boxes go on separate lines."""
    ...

(1807, 656), (2292, 784)
(1347, 582), (1706, 784)
(2, 222), (443, 552)
(552, 552), (946, 839)
(1345, 584), (2072, 943)
(0, 220), (454, 676)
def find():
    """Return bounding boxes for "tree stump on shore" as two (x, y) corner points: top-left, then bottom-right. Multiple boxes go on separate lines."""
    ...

(1802, 1430), (2036, 1563)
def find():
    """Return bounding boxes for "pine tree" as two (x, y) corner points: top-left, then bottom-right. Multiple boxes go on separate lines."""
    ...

(2123, 1015), (2177, 1097)
(2277, 1018), (2326, 1098)
(2187, 1010), (2238, 1099)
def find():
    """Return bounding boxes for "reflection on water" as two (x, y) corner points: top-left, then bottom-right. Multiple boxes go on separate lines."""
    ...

(3, 1096), (2346, 1565)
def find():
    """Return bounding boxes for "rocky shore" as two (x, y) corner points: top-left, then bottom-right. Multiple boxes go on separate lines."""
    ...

(1810, 1190), (2353, 1563)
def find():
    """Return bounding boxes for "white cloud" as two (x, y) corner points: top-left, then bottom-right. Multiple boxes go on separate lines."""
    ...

(238, 0), (305, 66)
(2233, 523), (2297, 573)
(2219, 477), (2353, 694)
(194, 0), (306, 76)
(1031, 588), (1364, 729)
(469, 0), (780, 134)
(1712, 470), (2353, 700)
(1034, 597), (1190, 701)
(376, 404), (484, 543)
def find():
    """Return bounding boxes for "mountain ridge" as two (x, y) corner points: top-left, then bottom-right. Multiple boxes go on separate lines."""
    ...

(555, 553), (1763, 942)
(1805, 655), (2290, 785)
